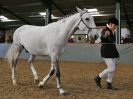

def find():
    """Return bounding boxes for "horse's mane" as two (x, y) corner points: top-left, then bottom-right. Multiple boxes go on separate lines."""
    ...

(57, 12), (77, 23)
(57, 9), (88, 23)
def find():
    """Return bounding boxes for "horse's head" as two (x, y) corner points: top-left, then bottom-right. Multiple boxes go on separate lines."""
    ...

(76, 7), (99, 40)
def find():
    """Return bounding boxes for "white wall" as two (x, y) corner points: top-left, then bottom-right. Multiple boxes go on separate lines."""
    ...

(0, 43), (133, 64)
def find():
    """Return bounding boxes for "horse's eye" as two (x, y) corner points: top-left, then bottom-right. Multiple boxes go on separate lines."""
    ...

(85, 18), (90, 21)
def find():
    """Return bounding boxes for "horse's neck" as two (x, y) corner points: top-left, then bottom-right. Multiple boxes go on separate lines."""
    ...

(61, 13), (80, 41)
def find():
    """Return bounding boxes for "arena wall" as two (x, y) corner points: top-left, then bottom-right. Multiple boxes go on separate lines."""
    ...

(0, 43), (133, 64)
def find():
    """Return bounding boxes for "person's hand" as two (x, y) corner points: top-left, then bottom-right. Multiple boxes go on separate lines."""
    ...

(104, 31), (110, 37)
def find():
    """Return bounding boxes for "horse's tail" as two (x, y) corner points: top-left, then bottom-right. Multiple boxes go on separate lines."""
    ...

(5, 44), (14, 67)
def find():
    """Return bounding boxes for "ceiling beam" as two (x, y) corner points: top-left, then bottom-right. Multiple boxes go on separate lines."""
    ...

(40, 0), (52, 24)
(51, 0), (67, 16)
(40, 0), (67, 16)
(0, 4), (31, 25)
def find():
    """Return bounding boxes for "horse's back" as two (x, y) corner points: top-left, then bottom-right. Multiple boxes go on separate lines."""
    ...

(13, 25), (43, 42)
(14, 25), (43, 35)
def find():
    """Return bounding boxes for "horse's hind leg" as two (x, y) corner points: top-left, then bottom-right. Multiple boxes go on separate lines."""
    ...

(28, 54), (39, 83)
(12, 44), (23, 85)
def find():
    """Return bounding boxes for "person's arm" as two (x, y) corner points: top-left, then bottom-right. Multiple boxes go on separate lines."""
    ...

(100, 30), (110, 43)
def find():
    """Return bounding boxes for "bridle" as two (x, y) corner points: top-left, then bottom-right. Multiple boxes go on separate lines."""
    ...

(77, 11), (98, 34)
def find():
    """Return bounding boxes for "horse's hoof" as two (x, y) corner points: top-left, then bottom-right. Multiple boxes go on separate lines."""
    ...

(59, 89), (67, 96)
(13, 80), (18, 86)
(34, 79), (39, 84)
(60, 92), (68, 96)
(38, 83), (44, 89)
(13, 83), (18, 86)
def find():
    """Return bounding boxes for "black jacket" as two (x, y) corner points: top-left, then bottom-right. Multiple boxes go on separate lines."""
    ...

(100, 27), (119, 58)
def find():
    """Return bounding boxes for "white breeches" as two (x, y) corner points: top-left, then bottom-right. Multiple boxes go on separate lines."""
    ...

(99, 58), (116, 83)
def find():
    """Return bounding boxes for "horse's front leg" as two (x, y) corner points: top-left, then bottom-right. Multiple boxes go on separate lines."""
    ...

(38, 63), (54, 87)
(38, 55), (66, 95)
(54, 59), (66, 96)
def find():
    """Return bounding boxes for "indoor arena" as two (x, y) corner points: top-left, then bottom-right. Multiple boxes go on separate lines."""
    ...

(0, 0), (133, 99)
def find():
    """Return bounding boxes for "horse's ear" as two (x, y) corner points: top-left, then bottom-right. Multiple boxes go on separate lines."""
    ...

(76, 7), (83, 15)
(84, 8), (88, 12)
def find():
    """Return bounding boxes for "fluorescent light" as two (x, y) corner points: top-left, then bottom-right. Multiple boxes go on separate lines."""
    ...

(0, 15), (16, 22)
(87, 8), (98, 12)
(39, 12), (60, 19)
(86, 8), (101, 16)
(86, 8), (114, 17)
(91, 14), (114, 17)
(0, 15), (9, 22)
(51, 15), (60, 19)
(89, 12), (100, 15)
(39, 12), (46, 16)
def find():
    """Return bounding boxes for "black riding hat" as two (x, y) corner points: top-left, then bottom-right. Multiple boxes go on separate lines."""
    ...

(108, 17), (119, 25)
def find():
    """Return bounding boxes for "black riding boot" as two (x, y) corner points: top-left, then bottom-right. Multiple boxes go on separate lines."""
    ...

(94, 75), (101, 88)
(107, 82), (113, 89)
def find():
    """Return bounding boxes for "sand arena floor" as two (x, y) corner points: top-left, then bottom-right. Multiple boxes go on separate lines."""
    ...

(0, 58), (133, 99)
